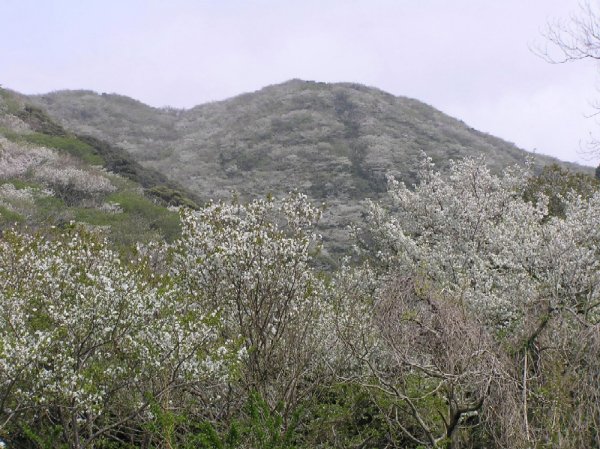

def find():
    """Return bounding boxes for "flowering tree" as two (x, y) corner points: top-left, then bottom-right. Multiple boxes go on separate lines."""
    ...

(360, 157), (600, 448)
(171, 193), (329, 419)
(0, 137), (58, 179)
(0, 226), (232, 449)
(34, 165), (116, 204)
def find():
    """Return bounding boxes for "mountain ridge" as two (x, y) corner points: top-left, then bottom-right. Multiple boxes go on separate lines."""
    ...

(25, 79), (592, 261)
(31, 79), (588, 170)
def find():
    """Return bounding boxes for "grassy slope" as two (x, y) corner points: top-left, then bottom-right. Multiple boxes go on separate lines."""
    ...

(0, 88), (198, 247)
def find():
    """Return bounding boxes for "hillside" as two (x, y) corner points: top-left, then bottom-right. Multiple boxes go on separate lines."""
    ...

(30, 80), (591, 260)
(0, 88), (198, 246)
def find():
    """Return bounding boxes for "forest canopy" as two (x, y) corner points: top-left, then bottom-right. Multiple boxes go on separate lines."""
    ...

(1, 158), (600, 449)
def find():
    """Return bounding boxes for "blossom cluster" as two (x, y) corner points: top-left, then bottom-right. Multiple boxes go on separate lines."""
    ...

(0, 183), (53, 217)
(0, 193), (329, 446)
(34, 165), (116, 196)
(366, 156), (600, 330)
(171, 193), (329, 406)
(0, 136), (117, 208)
(0, 137), (58, 179)
(0, 226), (233, 446)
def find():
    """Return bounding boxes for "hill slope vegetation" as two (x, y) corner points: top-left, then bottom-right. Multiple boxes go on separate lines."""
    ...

(0, 87), (197, 246)
(30, 79), (589, 259)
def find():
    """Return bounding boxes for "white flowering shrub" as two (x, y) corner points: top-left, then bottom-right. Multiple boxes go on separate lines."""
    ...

(327, 259), (379, 371)
(361, 156), (600, 447)
(171, 193), (329, 414)
(0, 183), (53, 222)
(366, 157), (600, 331)
(0, 226), (232, 448)
(0, 137), (58, 179)
(34, 165), (116, 201)
(0, 183), (37, 203)
(98, 201), (123, 214)
(0, 136), (116, 210)
(0, 114), (30, 133)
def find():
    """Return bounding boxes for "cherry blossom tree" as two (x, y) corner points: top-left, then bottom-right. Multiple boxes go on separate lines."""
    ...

(0, 225), (234, 448)
(170, 193), (330, 420)
(359, 156), (600, 447)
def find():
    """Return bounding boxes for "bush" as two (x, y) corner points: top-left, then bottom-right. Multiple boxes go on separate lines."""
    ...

(16, 104), (67, 137)
(108, 191), (181, 242)
(0, 205), (24, 226)
(0, 226), (236, 449)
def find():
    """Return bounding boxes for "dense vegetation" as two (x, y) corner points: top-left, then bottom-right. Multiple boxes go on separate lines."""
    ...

(30, 80), (590, 262)
(2, 84), (600, 448)
(1, 155), (600, 448)
(0, 89), (196, 246)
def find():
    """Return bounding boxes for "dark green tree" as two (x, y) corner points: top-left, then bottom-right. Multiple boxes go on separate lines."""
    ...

(524, 163), (599, 217)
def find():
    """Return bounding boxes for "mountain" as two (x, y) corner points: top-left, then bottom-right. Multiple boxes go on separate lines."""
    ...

(27, 79), (591, 261)
(0, 87), (198, 246)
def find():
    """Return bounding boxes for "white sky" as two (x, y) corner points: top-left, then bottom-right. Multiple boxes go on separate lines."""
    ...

(1, 0), (599, 166)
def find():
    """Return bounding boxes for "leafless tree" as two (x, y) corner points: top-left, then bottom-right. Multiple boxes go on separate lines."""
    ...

(540, 2), (600, 63)
(356, 274), (600, 449)
(351, 275), (514, 448)
(537, 1), (600, 155)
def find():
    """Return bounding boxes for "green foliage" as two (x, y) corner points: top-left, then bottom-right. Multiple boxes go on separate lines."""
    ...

(19, 423), (68, 449)
(0, 99), (191, 245)
(1, 124), (103, 166)
(146, 185), (199, 209)
(74, 135), (201, 209)
(0, 205), (24, 225)
(32, 195), (69, 223)
(0, 99), (195, 245)
(0, 126), (20, 141)
(524, 163), (600, 217)
(194, 393), (300, 449)
(1, 95), (199, 209)
(302, 383), (395, 448)
(21, 133), (104, 165)
(72, 207), (115, 226)
(239, 393), (300, 449)
(1, 179), (42, 190)
(0, 88), (21, 114)
(76, 135), (196, 199)
(17, 104), (67, 136)
(143, 397), (194, 449)
(0, 188), (182, 247)
(107, 191), (181, 242)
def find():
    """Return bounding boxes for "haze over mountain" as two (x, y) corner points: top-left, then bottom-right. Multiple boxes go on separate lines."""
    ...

(27, 79), (589, 260)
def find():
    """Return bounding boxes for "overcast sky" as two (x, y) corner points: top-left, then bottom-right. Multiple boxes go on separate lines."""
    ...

(2, 0), (599, 166)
